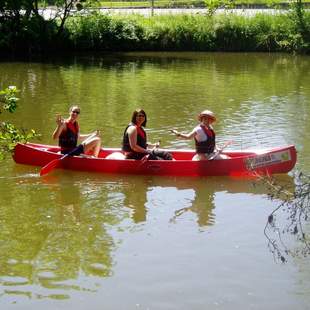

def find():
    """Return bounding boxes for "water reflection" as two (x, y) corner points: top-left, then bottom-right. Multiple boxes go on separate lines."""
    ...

(94, 173), (295, 229)
(1, 161), (296, 301)
(0, 171), (115, 300)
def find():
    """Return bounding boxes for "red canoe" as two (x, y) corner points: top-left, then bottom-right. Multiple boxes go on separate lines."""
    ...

(13, 143), (297, 177)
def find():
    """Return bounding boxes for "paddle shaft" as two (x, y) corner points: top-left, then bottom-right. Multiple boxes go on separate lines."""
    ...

(40, 132), (98, 176)
(209, 140), (233, 160)
(140, 141), (161, 163)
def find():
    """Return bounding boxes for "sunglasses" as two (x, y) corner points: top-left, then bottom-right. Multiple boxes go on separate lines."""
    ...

(72, 110), (80, 114)
(137, 114), (145, 117)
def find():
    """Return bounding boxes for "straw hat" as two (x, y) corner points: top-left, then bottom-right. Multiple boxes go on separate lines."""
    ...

(198, 110), (216, 122)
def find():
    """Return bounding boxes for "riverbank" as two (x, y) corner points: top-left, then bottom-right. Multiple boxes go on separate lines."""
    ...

(1, 9), (309, 55)
(63, 12), (310, 53)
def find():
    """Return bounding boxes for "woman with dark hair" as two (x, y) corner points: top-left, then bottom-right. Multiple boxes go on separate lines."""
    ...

(122, 109), (172, 160)
(122, 109), (155, 160)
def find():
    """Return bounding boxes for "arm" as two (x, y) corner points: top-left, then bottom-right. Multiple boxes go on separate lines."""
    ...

(52, 115), (66, 140)
(128, 126), (150, 154)
(171, 129), (196, 140)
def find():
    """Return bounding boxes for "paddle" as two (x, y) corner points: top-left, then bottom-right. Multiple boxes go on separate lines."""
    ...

(40, 131), (98, 176)
(40, 144), (83, 176)
(170, 129), (179, 136)
(140, 141), (161, 163)
(208, 140), (233, 160)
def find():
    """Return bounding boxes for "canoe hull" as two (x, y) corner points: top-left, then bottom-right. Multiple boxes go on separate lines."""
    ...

(13, 143), (297, 177)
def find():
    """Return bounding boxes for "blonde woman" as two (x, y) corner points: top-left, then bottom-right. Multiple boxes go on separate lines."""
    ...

(52, 105), (101, 157)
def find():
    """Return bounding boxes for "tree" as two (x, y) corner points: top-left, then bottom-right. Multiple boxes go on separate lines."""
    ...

(0, 86), (39, 159)
(288, 0), (310, 52)
(42, 0), (85, 36)
(0, 0), (90, 53)
(204, 0), (235, 16)
(0, 0), (52, 54)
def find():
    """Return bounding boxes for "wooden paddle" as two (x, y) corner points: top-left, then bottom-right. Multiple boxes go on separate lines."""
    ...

(208, 140), (233, 160)
(40, 144), (83, 176)
(40, 131), (100, 176)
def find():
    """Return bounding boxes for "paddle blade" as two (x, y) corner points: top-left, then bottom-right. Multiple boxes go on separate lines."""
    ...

(40, 159), (61, 176)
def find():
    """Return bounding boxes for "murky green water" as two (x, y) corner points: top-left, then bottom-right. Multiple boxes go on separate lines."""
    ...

(1, 52), (310, 309)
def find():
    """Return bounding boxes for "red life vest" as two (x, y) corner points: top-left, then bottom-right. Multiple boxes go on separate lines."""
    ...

(194, 125), (216, 154)
(59, 120), (79, 151)
(122, 123), (147, 159)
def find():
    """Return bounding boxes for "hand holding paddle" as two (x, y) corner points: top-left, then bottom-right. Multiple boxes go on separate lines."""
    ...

(40, 132), (98, 177)
(40, 145), (83, 177)
(209, 140), (233, 160)
(141, 141), (160, 163)
(170, 129), (181, 137)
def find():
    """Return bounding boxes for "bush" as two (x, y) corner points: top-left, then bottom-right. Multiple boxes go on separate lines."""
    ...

(0, 15), (58, 55)
(66, 13), (144, 50)
(0, 10), (309, 54)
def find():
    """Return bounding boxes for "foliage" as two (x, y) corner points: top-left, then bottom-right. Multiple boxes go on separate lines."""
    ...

(284, 0), (310, 52)
(204, 0), (234, 16)
(0, 0), (309, 54)
(0, 0), (90, 54)
(0, 0), (55, 54)
(0, 86), (39, 159)
(49, 0), (91, 36)
(66, 12), (144, 50)
(0, 86), (19, 114)
(262, 172), (310, 262)
(63, 12), (310, 53)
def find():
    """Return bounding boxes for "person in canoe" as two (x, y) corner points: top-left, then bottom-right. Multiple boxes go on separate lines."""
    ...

(122, 108), (172, 160)
(52, 105), (101, 157)
(171, 110), (229, 160)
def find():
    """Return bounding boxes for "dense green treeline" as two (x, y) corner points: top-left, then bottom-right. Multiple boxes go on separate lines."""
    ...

(0, 2), (309, 55)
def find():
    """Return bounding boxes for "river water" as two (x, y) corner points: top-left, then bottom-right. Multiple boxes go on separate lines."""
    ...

(0, 52), (309, 309)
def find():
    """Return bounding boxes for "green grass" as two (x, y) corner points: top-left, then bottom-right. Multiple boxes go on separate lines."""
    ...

(64, 12), (310, 53)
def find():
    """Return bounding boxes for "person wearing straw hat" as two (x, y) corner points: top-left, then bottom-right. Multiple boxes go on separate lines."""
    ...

(171, 110), (229, 160)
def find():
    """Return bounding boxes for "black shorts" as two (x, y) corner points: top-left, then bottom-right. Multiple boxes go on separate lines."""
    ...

(125, 150), (173, 160)
(61, 144), (84, 156)
(125, 152), (145, 160)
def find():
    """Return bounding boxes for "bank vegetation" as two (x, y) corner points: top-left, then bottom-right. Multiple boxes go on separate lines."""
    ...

(0, 0), (309, 55)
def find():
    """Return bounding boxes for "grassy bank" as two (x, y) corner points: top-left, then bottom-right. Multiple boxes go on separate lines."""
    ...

(0, 10), (309, 55)
(64, 12), (310, 53)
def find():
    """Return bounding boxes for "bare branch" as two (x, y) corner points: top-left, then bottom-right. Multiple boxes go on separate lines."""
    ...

(260, 172), (310, 262)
